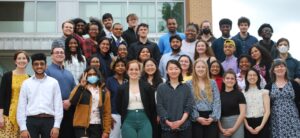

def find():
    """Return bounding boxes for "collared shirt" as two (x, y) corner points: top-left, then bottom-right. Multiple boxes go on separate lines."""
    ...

(17, 74), (63, 131)
(88, 86), (101, 124)
(212, 37), (242, 62)
(103, 28), (112, 38)
(158, 32), (185, 55)
(186, 80), (221, 121)
(233, 32), (258, 54)
(181, 39), (197, 60)
(45, 63), (76, 100)
(82, 38), (98, 59)
(128, 39), (161, 63)
(221, 55), (239, 73)
(64, 55), (86, 85)
(159, 50), (188, 79)
(156, 82), (193, 131)
(112, 34), (125, 46)
(74, 33), (85, 49)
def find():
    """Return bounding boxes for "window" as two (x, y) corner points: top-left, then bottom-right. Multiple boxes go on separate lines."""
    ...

(0, 2), (35, 32)
(79, 2), (99, 21)
(0, 1), (56, 33)
(78, 0), (184, 33)
(157, 2), (184, 33)
(37, 2), (56, 32)
(128, 2), (156, 33)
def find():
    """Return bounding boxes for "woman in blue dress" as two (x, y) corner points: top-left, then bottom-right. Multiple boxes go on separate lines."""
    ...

(265, 59), (300, 137)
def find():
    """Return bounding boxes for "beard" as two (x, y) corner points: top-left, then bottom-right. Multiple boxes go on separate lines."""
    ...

(171, 46), (181, 53)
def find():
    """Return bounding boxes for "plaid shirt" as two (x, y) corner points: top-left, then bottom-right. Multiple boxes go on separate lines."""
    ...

(82, 38), (98, 59)
(64, 55), (86, 85)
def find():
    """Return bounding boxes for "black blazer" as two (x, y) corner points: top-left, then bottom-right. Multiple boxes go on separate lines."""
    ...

(117, 80), (156, 124)
(0, 71), (29, 116)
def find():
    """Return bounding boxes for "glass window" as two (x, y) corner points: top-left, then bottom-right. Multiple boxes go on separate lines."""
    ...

(0, 1), (56, 33)
(157, 2), (184, 33)
(37, 2), (56, 32)
(79, 2), (99, 22)
(0, 2), (35, 32)
(128, 2), (156, 33)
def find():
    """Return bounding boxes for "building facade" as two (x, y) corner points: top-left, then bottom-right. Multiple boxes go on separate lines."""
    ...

(0, 0), (212, 76)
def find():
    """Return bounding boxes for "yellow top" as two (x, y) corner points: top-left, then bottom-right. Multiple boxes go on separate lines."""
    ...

(182, 75), (192, 83)
(9, 74), (29, 129)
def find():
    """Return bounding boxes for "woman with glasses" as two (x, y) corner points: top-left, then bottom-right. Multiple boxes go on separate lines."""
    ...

(243, 68), (270, 138)
(178, 55), (193, 83)
(265, 59), (300, 137)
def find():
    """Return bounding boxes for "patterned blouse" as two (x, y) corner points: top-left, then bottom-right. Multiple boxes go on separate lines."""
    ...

(243, 87), (268, 118)
(186, 80), (221, 121)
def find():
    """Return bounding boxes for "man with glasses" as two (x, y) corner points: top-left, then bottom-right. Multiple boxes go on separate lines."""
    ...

(17, 53), (63, 138)
(256, 23), (277, 58)
(45, 47), (76, 138)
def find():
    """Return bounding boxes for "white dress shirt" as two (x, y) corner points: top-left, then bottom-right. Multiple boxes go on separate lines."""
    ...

(17, 74), (63, 131)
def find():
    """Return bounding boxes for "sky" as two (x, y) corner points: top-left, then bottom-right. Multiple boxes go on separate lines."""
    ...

(212, 0), (300, 59)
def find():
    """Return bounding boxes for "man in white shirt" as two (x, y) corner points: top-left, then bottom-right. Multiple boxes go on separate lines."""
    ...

(17, 53), (63, 138)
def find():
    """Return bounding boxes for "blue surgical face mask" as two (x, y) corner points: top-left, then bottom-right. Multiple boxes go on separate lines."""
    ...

(87, 76), (99, 84)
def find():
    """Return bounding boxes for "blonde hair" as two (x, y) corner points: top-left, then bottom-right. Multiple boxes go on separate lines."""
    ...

(192, 59), (213, 102)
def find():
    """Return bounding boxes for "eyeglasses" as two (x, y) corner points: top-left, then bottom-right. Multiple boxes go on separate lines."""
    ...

(33, 62), (45, 66)
(53, 51), (64, 55)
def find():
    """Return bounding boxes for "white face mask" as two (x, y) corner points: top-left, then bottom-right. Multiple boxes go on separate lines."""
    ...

(278, 45), (289, 53)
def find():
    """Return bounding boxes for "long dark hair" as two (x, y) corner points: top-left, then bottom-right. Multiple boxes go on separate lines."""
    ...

(82, 66), (105, 86)
(209, 60), (224, 78)
(248, 44), (272, 67)
(221, 69), (239, 92)
(97, 37), (111, 54)
(244, 68), (261, 91)
(137, 47), (152, 62)
(166, 60), (183, 82)
(141, 58), (163, 89)
(65, 36), (85, 63)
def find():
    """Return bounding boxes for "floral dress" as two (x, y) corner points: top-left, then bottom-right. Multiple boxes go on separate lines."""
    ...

(269, 82), (300, 138)
(0, 74), (29, 138)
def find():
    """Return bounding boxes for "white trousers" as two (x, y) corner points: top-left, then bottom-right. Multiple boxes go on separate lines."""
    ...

(110, 114), (122, 138)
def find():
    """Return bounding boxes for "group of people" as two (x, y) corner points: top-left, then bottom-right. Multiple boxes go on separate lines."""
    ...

(0, 12), (300, 138)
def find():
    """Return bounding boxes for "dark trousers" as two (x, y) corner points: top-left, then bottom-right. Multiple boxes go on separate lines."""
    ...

(74, 124), (103, 138)
(245, 117), (269, 138)
(26, 117), (54, 138)
(161, 127), (192, 138)
(192, 111), (218, 138)
(192, 122), (218, 138)
(59, 108), (75, 138)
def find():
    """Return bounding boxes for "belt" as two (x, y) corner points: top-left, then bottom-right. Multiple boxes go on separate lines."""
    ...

(29, 113), (54, 118)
